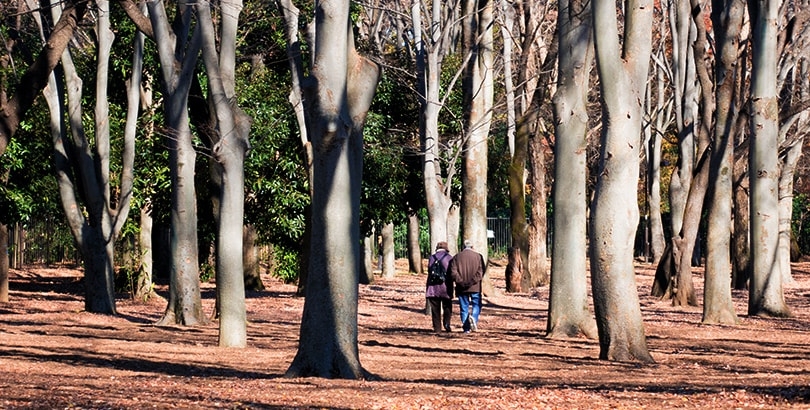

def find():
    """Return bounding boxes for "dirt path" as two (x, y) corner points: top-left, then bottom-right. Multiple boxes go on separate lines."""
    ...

(1, 260), (809, 409)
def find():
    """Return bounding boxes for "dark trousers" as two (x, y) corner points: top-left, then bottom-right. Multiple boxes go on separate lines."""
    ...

(427, 297), (453, 332)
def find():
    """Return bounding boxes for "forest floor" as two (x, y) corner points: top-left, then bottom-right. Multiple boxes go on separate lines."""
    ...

(1, 257), (810, 409)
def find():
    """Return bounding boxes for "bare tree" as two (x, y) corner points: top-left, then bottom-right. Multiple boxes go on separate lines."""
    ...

(747, 0), (791, 317)
(34, 0), (135, 314)
(590, 0), (655, 363)
(196, 0), (252, 347)
(284, 0), (381, 378)
(704, 0), (745, 325)
(547, 0), (598, 339)
(145, 0), (206, 325)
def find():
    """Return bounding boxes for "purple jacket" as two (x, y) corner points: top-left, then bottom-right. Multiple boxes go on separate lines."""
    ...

(425, 250), (453, 299)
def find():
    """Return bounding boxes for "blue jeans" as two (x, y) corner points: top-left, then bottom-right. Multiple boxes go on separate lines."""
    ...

(458, 292), (481, 331)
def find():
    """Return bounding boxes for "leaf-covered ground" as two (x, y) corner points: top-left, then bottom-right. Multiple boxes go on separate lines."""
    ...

(1, 258), (809, 409)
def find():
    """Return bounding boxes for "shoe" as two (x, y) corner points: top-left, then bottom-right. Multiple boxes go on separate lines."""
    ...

(444, 324), (451, 332)
(469, 319), (477, 332)
(463, 330), (471, 334)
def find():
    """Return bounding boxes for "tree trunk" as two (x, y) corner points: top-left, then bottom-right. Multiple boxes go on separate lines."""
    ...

(41, 0), (133, 315)
(703, 0), (744, 325)
(667, 0), (699, 239)
(243, 225), (265, 291)
(547, 0), (598, 339)
(777, 139), (802, 285)
(732, 166), (751, 289)
(508, 104), (529, 293)
(747, 0), (790, 317)
(0, 223), (8, 302)
(590, 0), (655, 363)
(381, 222), (395, 279)
(285, 0), (381, 378)
(197, 0), (251, 347)
(526, 130), (549, 289)
(406, 214), (422, 274)
(148, 1), (205, 326)
(361, 233), (375, 284)
(461, 0), (493, 271)
(134, 207), (155, 301)
(414, 0), (459, 253)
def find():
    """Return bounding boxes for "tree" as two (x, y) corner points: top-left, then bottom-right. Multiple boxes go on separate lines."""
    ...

(547, 0), (598, 339)
(747, 0), (791, 317)
(29, 0), (136, 314)
(589, 0), (655, 363)
(196, 0), (252, 347)
(0, 0), (86, 157)
(703, 0), (745, 325)
(284, 0), (381, 378)
(460, 0), (493, 267)
(144, 0), (206, 325)
(651, 0), (707, 308)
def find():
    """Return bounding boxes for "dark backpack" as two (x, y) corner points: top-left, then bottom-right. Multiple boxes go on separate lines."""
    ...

(427, 253), (450, 286)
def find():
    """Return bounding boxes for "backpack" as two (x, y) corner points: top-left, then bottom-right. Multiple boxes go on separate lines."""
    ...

(427, 253), (450, 286)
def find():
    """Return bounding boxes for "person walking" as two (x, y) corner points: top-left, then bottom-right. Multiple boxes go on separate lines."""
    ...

(425, 241), (453, 333)
(449, 240), (485, 333)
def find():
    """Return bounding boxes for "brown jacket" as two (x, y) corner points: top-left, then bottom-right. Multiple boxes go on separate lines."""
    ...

(449, 248), (485, 294)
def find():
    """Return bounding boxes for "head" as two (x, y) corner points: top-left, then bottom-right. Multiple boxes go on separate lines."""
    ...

(436, 241), (449, 251)
(463, 240), (473, 249)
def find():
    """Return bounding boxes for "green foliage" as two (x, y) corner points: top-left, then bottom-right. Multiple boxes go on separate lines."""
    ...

(237, 58), (309, 276)
(793, 193), (810, 256)
(271, 244), (300, 284)
(361, 73), (423, 236)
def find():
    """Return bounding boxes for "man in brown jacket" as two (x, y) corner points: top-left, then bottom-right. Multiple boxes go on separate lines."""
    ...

(449, 240), (485, 333)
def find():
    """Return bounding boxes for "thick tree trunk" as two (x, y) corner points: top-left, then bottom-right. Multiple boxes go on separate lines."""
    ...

(590, 0), (655, 363)
(461, 0), (493, 271)
(197, 0), (250, 347)
(285, 2), (380, 378)
(547, 0), (597, 339)
(508, 114), (529, 293)
(747, 0), (790, 317)
(703, 0), (744, 325)
(148, 1), (205, 326)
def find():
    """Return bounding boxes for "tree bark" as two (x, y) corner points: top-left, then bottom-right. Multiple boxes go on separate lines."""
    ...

(0, 0), (86, 156)
(381, 222), (395, 279)
(703, 0), (744, 325)
(407, 214), (422, 274)
(747, 0), (791, 317)
(0, 223), (7, 302)
(590, 0), (655, 363)
(285, 0), (381, 378)
(244, 225), (265, 291)
(147, 0), (205, 326)
(461, 0), (493, 271)
(547, 0), (598, 340)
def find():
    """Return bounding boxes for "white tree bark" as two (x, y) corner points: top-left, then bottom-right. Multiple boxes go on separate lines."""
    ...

(590, 0), (655, 363)
(748, 0), (790, 317)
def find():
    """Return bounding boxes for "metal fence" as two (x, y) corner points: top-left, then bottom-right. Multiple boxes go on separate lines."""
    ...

(393, 217), (512, 259)
(8, 219), (82, 268)
(10, 216), (516, 268)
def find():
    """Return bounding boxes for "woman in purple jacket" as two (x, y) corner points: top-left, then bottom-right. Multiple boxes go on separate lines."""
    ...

(426, 241), (453, 332)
